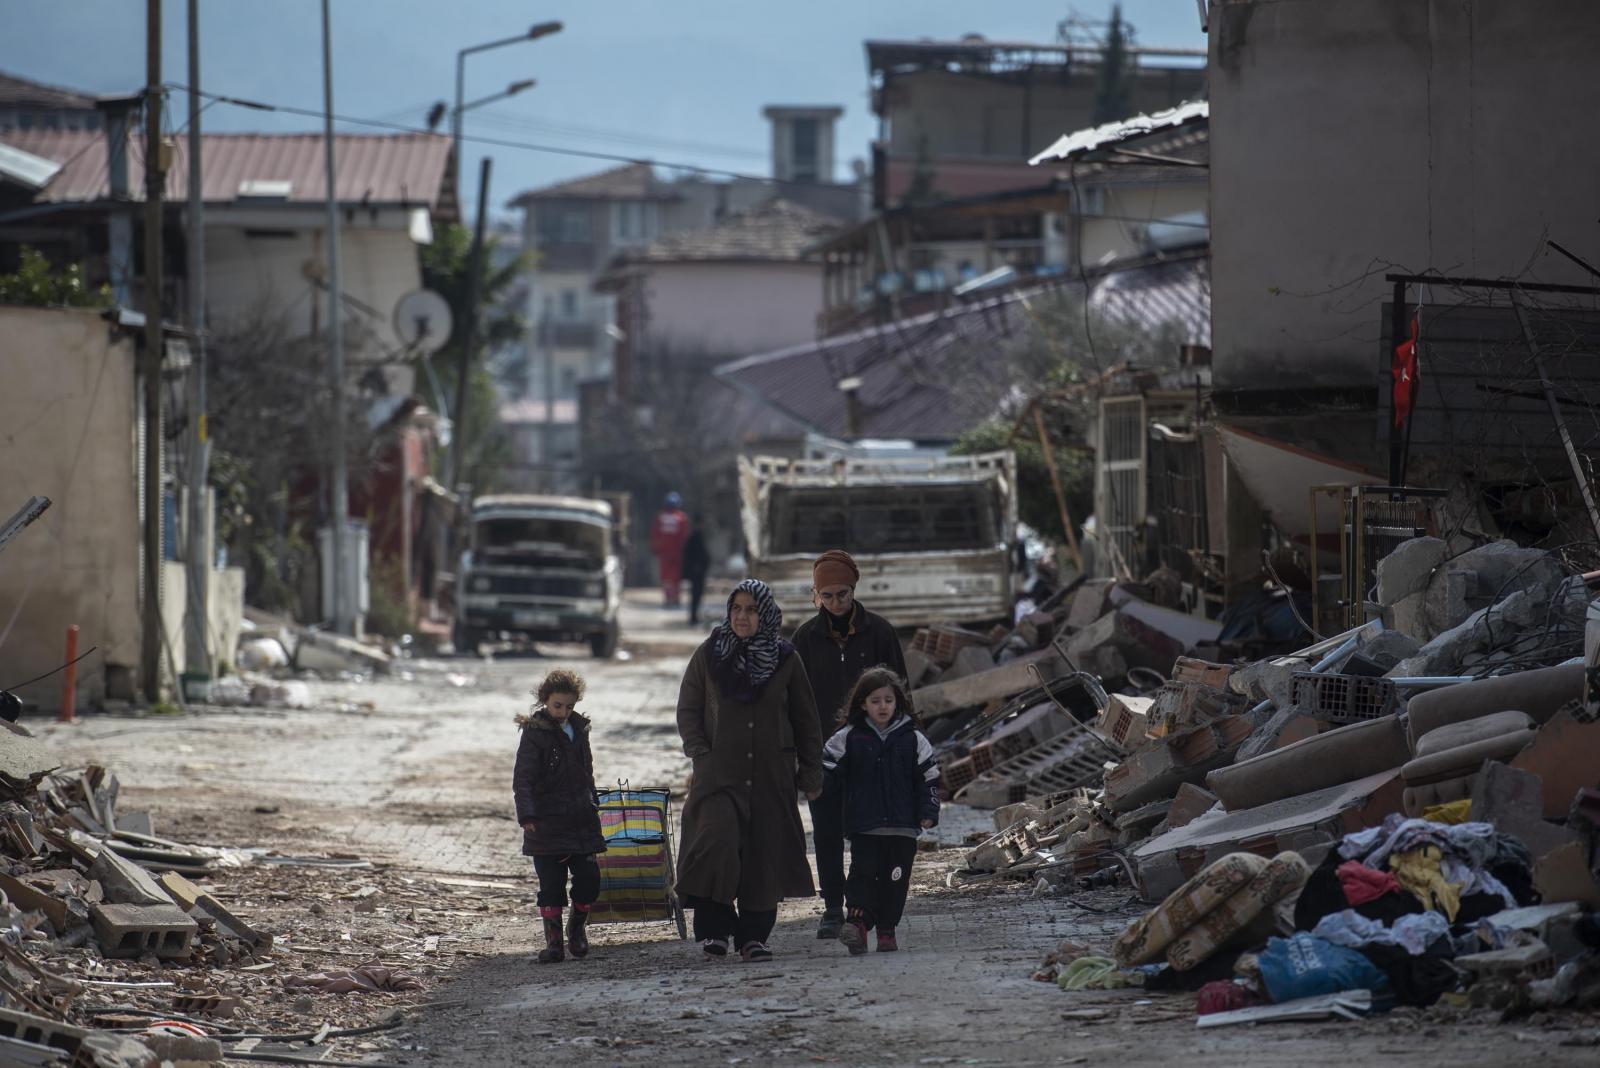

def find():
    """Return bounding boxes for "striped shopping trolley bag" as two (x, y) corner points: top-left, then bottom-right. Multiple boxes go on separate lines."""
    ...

(589, 782), (687, 939)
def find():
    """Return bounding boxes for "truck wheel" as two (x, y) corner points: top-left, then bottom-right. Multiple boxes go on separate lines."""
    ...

(452, 622), (481, 658)
(590, 623), (619, 660)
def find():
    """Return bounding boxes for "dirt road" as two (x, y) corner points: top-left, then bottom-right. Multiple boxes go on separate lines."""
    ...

(36, 594), (1600, 1066)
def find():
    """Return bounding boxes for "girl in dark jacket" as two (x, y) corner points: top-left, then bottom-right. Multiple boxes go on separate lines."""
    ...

(821, 666), (940, 955)
(513, 668), (607, 964)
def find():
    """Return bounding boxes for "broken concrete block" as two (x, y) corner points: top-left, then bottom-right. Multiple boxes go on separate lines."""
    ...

(1405, 663), (1583, 750)
(1509, 707), (1600, 818)
(1097, 694), (1153, 748)
(0, 871), (70, 930)
(1357, 629), (1422, 669)
(903, 649), (936, 689)
(911, 649), (1066, 720)
(89, 846), (175, 907)
(1065, 610), (1186, 682)
(158, 872), (271, 946)
(992, 802), (1043, 832)
(1206, 715), (1410, 812)
(136, 1027), (223, 1065)
(942, 645), (997, 683)
(294, 629), (391, 674)
(1168, 783), (1220, 830)
(1064, 579), (1115, 632)
(1377, 537), (1449, 605)
(1104, 737), (1232, 814)
(90, 902), (197, 959)
(1423, 568), (1475, 636)
(1017, 610), (1056, 649)
(1228, 658), (1301, 710)
(1470, 763), (1578, 859)
(1533, 841), (1600, 907)
(1389, 592), (1430, 641)
(1131, 770), (1404, 902)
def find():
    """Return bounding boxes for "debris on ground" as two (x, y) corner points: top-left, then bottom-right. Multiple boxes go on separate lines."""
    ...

(0, 722), (489, 1066)
(915, 538), (1600, 1029)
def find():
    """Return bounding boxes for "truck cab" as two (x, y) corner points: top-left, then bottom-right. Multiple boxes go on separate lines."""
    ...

(454, 495), (623, 658)
(739, 451), (1017, 629)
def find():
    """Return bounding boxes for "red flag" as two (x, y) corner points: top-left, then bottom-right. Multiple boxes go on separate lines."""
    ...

(1392, 312), (1420, 429)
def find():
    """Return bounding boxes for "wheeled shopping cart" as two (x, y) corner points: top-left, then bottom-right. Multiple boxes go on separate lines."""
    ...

(588, 785), (687, 939)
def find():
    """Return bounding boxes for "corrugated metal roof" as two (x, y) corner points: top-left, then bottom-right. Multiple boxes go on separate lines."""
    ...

(1030, 100), (1209, 165)
(0, 128), (452, 208)
(0, 72), (97, 110)
(718, 252), (1211, 441)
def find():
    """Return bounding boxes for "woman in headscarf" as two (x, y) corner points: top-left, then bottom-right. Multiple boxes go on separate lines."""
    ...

(674, 578), (824, 961)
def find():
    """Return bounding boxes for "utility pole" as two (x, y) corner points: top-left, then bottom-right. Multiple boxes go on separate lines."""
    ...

(184, 0), (210, 681)
(141, 0), (165, 703)
(448, 157), (492, 493)
(321, 0), (351, 634)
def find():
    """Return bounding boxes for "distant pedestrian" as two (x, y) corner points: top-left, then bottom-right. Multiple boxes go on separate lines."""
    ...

(512, 669), (606, 964)
(822, 667), (940, 954)
(674, 579), (824, 962)
(791, 549), (907, 939)
(683, 514), (711, 626)
(650, 492), (690, 607)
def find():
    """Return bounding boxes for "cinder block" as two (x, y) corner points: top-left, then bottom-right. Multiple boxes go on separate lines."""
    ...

(0, 1006), (89, 1057)
(91, 902), (197, 959)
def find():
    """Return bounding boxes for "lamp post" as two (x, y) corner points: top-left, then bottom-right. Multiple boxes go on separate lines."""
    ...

(452, 22), (561, 197)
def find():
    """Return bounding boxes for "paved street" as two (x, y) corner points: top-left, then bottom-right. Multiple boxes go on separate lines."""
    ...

(26, 592), (1596, 1066)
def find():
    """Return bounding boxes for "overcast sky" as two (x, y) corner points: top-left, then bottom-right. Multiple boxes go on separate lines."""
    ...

(1, 1), (1206, 218)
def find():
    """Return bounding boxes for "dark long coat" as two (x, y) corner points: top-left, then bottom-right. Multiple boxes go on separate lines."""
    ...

(791, 601), (908, 733)
(674, 640), (824, 911)
(512, 709), (606, 856)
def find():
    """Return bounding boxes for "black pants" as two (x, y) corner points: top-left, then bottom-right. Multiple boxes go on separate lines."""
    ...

(845, 835), (918, 931)
(686, 896), (776, 948)
(808, 778), (846, 909)
(687, 574), (707, 624)
(532, 853), (601, 909)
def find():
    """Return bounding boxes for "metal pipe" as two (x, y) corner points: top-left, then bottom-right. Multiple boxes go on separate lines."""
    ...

(320, 0), (350, 634)
(1310, 635), (1359, 674)
(1390, 676), (1474, 689)
(141, 0), (164, 703)
(184, 0), (210, 677)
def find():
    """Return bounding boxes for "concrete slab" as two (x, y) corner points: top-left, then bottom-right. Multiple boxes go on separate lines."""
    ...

(1509, 709), (1600, 818)
(911, 649), (1066, 720)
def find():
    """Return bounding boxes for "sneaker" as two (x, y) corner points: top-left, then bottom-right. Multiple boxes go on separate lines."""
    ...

(700, 937), (730, 960)
(815, 907), (845, 940)
(838, 920), (869, 957)
(876, 929), (899, 952)
(739, 941), (774, 962)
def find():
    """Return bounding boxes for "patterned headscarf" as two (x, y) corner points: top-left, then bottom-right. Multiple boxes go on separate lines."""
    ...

(710, 578), (789, 700)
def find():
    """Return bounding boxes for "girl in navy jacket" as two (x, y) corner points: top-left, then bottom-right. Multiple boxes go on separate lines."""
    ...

(821, 666), (940, 954)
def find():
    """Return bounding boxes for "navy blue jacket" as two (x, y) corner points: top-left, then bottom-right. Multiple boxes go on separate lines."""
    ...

(821, 715), (940, 836)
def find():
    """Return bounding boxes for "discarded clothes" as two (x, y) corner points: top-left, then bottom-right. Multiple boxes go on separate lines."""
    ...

(1196, 979), (1266, 1015)
(1390, 847), (1464, 920)
(1339, 815), (1500, 872)
(1057, 956), (1141, 991)
(1255, 933), (1389, 1004)
(1312, 909), (1450, 956)
(1422, 799), (1472, 825)
(1337, 861), (1401, 906)
(284, 963), (424, 994)
(1357, 943), (1460, 1007)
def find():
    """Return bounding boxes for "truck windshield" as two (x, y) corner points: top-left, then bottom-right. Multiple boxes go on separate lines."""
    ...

(475, 516), (607, 566)
(766, 483), (1001, 555)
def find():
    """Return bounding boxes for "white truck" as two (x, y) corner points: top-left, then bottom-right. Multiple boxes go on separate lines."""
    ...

(738, 451), (1017, 629)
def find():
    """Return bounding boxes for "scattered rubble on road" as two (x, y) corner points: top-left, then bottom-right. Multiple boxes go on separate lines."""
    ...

(0, 721), (511, 1067)
(917, 537), (1600, 1028)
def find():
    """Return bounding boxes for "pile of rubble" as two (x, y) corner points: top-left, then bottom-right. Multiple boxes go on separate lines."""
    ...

(917, 537), (1600, 1024)
(0, 721), (442, 1067)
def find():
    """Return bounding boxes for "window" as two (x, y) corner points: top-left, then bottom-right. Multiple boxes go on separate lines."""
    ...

(537, 204), (591, 245)
(790, 118), (819, 182)
(560, 366), (577, 395)
(560, 289), (579, 319)
(766, 483), (1000, 555)
(614, 201), (654, 243)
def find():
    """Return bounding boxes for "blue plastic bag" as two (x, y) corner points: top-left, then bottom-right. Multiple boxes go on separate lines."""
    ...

(1257, 933), (1390, 1003)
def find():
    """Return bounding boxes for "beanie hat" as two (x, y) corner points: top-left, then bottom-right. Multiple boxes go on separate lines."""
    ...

(812, 549), (860, 590)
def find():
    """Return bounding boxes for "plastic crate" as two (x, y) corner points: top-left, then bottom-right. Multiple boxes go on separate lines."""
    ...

(1292, 671), (1398, 724)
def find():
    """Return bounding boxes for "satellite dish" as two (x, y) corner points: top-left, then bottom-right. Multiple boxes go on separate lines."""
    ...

(393, 289), (453, 355)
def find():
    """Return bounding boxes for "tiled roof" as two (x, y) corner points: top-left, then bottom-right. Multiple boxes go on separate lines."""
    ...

(0, 128), (453, 208)
(0, 72), (97, 110)
(616, 198), (842, 265)
(717, 251), (1210, 441)
(508, 162), (671, 205)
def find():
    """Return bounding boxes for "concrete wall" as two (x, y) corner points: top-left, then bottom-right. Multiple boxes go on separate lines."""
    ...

(1210, 0), (1600, 391)
(0, 307), (139, 710)
(640, 262), (823, 359)
(1080, 182), (1209, 267)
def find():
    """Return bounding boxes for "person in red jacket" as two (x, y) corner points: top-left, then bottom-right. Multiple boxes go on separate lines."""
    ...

(650, 492), (690, 607)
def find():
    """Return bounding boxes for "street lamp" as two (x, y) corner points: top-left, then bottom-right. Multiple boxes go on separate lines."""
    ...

(459, 78), (536, 115)
(453, 22), (563, 193)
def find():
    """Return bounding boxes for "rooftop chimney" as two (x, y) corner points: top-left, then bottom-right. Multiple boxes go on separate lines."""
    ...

(762, 105), (844, 185)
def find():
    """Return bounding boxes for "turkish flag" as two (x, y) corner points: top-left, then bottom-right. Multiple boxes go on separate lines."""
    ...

(1392, 312), (1420, 429)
